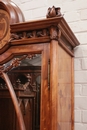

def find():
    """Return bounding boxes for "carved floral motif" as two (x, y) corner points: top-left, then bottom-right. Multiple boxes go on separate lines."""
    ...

(0, 54), (37, 75)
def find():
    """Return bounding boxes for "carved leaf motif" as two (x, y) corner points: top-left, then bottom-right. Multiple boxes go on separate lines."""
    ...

(50, 26), (58, 40)
(9, 28), (49, 42)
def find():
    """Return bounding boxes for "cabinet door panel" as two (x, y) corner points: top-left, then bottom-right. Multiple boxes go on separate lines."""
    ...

(0, 43), (50, 130)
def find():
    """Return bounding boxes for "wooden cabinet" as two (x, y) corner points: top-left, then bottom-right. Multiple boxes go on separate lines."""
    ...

(0, 5), (80, 130)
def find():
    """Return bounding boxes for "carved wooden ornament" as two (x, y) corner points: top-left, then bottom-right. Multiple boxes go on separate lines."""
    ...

(0, 9), (10, 49)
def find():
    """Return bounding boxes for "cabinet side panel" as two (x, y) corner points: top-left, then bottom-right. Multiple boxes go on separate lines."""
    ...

(58, 45), (73, 130)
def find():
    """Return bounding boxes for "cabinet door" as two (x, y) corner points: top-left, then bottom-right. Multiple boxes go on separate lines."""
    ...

(0, 43), (50, 130)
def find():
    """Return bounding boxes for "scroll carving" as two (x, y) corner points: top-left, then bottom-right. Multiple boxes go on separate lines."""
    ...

(8, 26), (61, 43)
(9, 29), (49, 42)
(46, 6), (62, 18)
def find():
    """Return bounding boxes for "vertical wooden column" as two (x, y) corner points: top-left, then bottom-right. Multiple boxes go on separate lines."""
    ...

(40, 43), (50, 130)
(50, 25), (59, 130)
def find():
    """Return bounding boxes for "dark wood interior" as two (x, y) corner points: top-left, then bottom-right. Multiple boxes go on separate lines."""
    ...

(0, 65), (41, 130)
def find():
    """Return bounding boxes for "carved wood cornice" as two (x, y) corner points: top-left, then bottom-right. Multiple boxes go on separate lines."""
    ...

(9, 28), (50, 42)
(0, 12), (80, 55)
(58, 18), (79, 47)
(10, 17), (62, 32)
(10, 17), (80, 47)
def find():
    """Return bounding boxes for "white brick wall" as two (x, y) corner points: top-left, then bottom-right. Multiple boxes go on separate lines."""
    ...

(11, 0), (87, 129)
(75, 110), (81, 122)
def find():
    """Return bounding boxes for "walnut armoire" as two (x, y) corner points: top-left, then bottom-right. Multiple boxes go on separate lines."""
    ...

(0, 1), (80, 130)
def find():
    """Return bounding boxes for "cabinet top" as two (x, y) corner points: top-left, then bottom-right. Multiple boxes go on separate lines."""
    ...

(10, 15), (80, 47)
(0, 6), (80, 56)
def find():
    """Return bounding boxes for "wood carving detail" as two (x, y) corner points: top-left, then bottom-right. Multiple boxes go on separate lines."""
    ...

(46, 6), (62, 18)
(0, 54), (37, 75)
(8, 26), (61, 43)
(50, 25), (61, 40)
(9, 29), (49, 42)
(18, 98), (33, 115)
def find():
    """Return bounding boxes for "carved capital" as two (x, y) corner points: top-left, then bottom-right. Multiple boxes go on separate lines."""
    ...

(49, 25), (61, 40)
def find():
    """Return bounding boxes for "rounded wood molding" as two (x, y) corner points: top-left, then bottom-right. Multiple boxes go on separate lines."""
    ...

(0, 10), (9, 40)
(0, 9), (10, 50)
(0, 0), (25, 24)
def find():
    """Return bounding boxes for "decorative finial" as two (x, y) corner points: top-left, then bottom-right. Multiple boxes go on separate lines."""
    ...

(46, 6), (62, 18)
